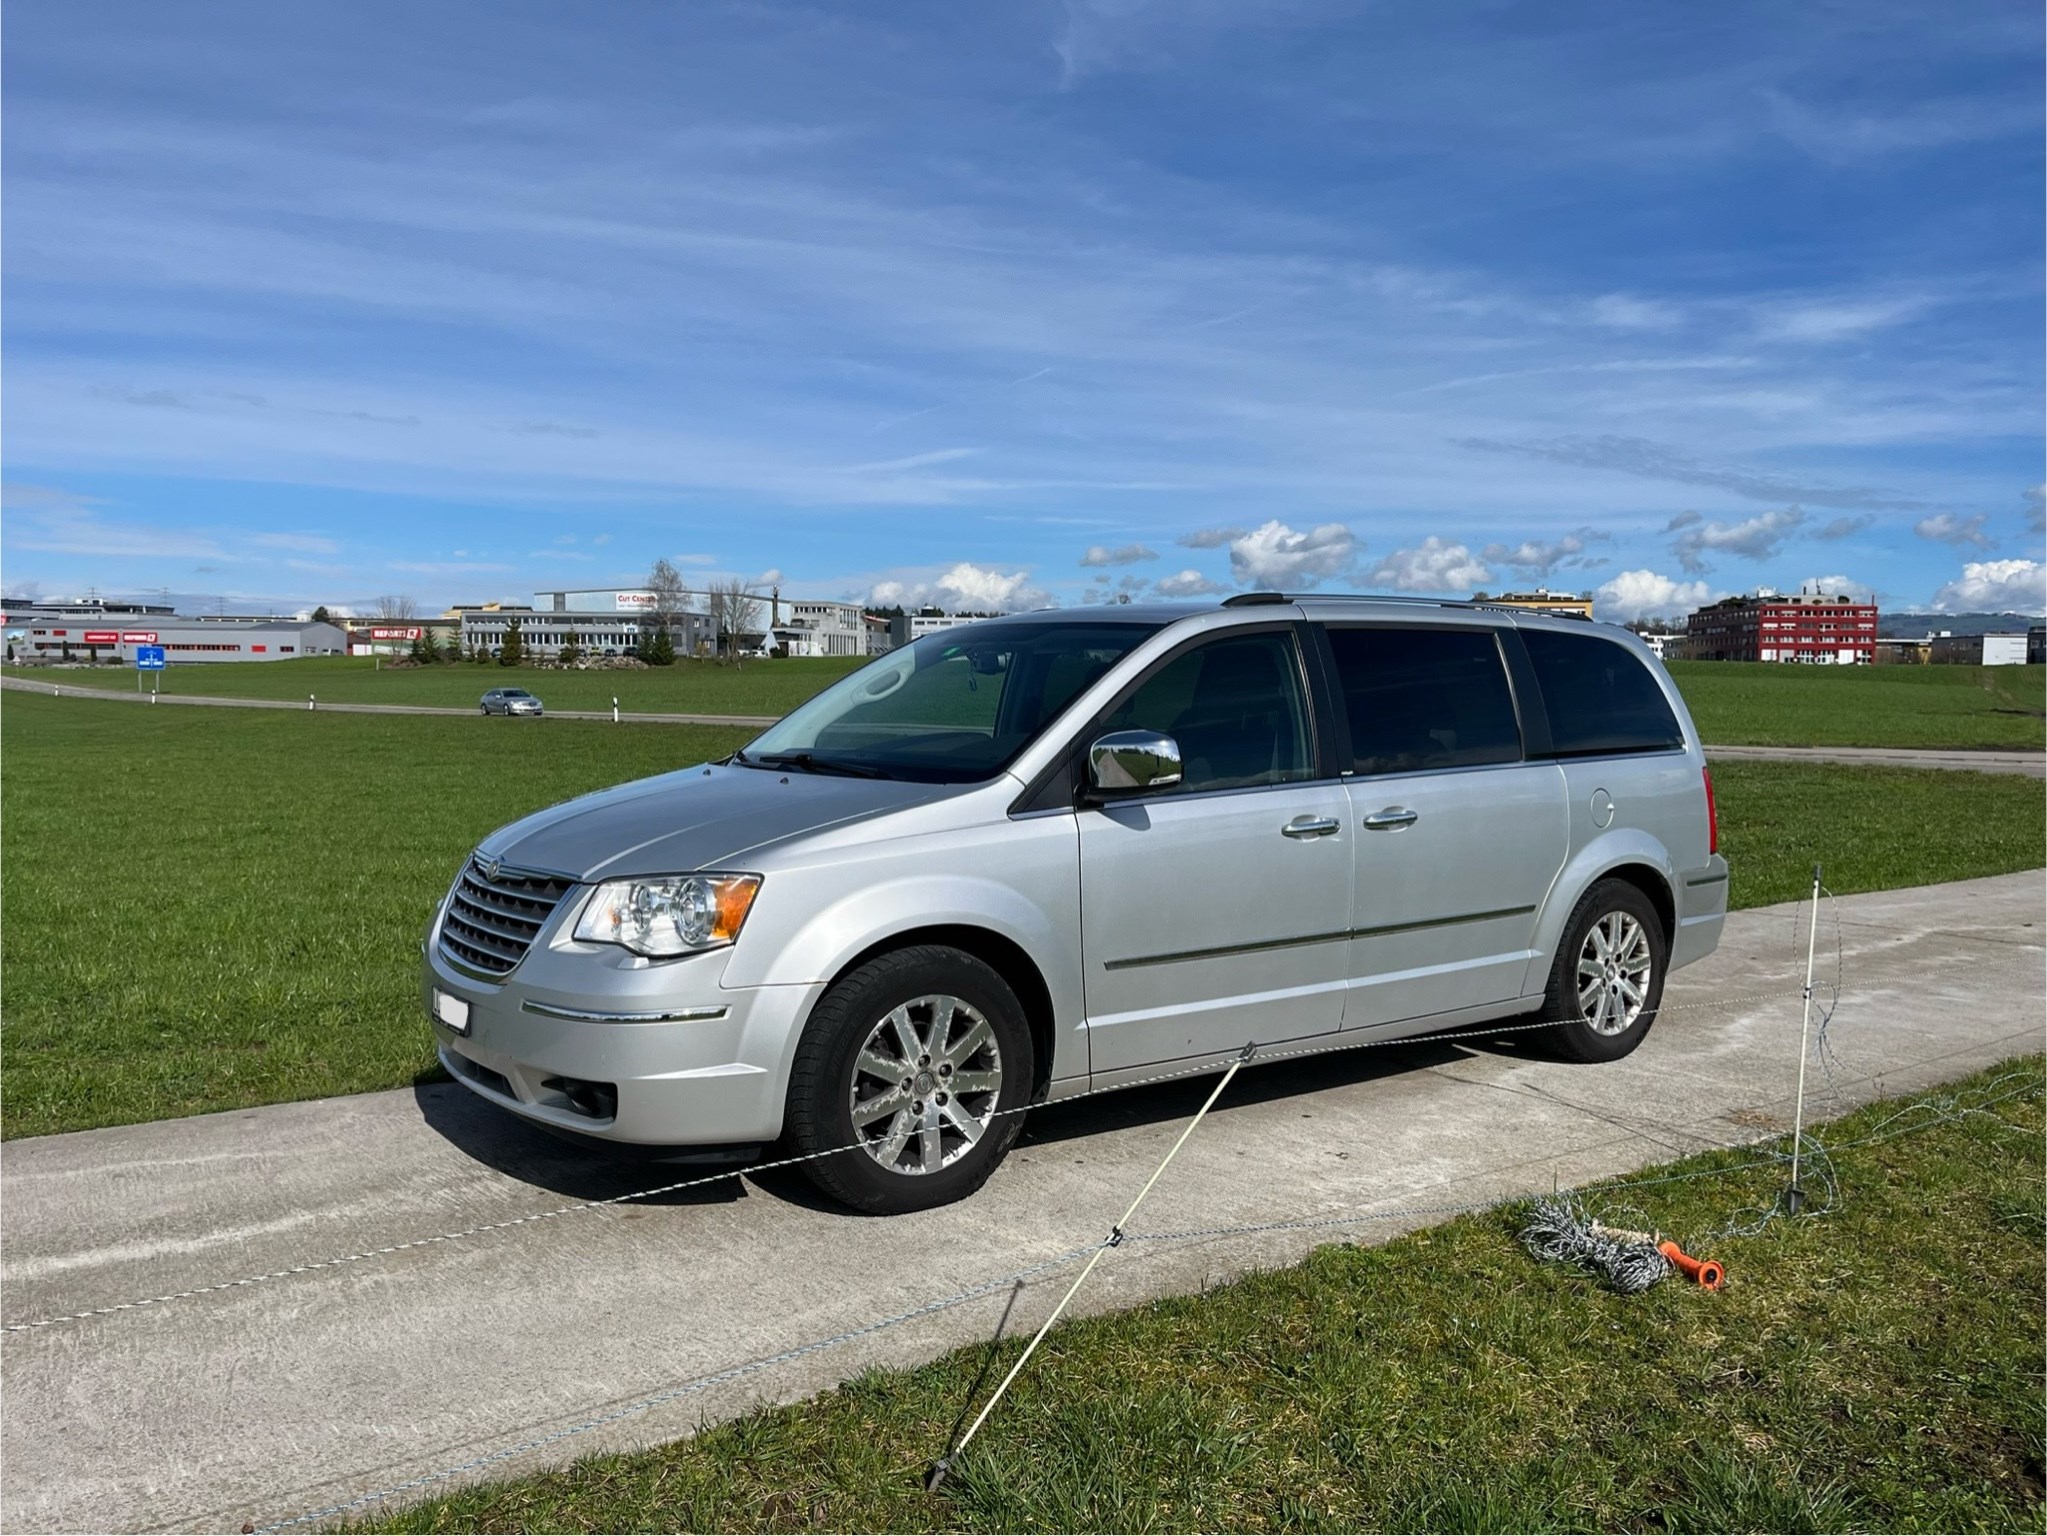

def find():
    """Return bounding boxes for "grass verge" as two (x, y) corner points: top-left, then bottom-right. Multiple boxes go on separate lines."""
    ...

(1670, 660), (2046, 751)
(2, 694), (2041, 1137)
(354, 1058), (2045, 1533)
(15, 653), (862, 717)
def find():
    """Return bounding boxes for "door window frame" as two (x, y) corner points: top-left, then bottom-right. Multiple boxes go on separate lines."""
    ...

(1010, 620), (1339, 813)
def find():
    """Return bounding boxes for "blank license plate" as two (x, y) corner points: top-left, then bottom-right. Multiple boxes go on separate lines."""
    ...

(433, 989), (471, 1035)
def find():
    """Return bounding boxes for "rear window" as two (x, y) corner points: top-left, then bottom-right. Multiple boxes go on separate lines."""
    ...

(1520, 628), (1683, 757)
(1323, 627), (1522, 775)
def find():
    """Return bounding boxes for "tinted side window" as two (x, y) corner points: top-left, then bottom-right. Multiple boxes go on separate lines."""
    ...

(1520, 628), (1684, 756)
(1324, 627), (1522, 775)
(1104, 631), (1312, 793)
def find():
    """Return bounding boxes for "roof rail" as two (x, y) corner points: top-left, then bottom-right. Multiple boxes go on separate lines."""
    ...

(1272, 592), (1482, 610)
(1221, 591), (1290, 607)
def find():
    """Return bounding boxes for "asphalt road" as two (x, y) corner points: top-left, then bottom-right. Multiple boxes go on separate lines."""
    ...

(7, 676), (2044, 774)
(3, 872), (2041, 1533)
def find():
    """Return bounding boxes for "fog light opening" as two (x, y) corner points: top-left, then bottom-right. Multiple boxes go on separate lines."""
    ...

(540, 1076), (619, 1121)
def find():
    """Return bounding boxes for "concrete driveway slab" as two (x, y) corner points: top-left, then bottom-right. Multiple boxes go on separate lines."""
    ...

(2, 872), (2041, 1533)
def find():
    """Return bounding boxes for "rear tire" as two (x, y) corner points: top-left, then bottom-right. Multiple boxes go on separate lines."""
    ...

(788, 946), (1034, 1214)
(1539, 878), (1667, 1064)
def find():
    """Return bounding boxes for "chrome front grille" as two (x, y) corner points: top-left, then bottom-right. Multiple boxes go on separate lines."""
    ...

(438, 857), (576, 976)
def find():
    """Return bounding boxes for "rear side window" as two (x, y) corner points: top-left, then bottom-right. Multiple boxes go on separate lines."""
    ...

(1520, 628), (1684, 756)
(1323, 627), (1522, 776)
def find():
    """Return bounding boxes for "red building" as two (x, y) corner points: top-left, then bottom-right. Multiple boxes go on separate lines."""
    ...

(1683, 588), (1878, 664)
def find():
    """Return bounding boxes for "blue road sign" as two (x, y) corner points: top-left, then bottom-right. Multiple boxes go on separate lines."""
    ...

(136, 645), (167, 670)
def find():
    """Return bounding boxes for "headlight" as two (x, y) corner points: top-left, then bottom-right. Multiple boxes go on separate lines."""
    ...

(572, 873), (762, 958)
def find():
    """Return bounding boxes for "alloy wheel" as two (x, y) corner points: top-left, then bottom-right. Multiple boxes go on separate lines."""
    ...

(848, 994), (1003, 1175)
(1576, 911), (1654, 1035)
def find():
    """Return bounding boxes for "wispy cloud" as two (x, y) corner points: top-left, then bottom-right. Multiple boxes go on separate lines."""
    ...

(1457, 435), (1930, 511)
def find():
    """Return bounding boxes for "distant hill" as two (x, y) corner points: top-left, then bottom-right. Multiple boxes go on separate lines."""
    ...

(1880, 611), (2043, 639)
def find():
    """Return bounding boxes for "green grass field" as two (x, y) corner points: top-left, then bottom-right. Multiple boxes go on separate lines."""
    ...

(17, 653), (863, 717)
(0, 693), (754, 1138)
(2, 692), (2042, 1138)
(1667, 659), (2045, 750)
(356, 1059), (2044, 1534)
(30, 650), (2047, 749)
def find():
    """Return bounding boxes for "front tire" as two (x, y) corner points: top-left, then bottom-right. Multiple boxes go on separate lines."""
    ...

(788, 946), (1035, 1214)
(1539, 878), (1667, 1063)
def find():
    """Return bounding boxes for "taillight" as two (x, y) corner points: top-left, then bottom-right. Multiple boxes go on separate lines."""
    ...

(1702, 766), (1718, 855)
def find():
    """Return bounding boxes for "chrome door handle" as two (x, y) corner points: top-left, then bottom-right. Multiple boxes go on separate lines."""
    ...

(1281, 815), (1341, 839)
(1362, 807), (1419, 831)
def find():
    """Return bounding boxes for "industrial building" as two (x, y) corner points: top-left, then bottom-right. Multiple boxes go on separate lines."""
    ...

(2, 596), (346, 662)
(1929, 632), (2033, 666)
(1682, 587), (1878, 664)
(887, 612), (982, 649)
(1483, 588), (1595, 619)
(458, 598), (716, 658)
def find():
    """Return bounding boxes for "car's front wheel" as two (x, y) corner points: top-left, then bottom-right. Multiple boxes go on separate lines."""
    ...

(787, 946), (1034, 1214)
(1539, 878), (1667, 1063)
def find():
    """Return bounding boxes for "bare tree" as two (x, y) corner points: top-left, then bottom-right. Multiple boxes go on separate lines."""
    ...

(706, 578), (764, 660)
(372, 594), (420, 622)
(647, 558), (690, 624)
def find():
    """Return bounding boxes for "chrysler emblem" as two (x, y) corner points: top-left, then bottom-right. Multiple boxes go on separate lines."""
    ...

(478, 853), (501, 882)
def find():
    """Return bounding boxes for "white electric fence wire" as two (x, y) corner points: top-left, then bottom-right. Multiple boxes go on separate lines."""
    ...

(0, 994), (1801, 1337)
(249, 1240), (1107, 1534)
(244, 1064), (2043, 1534)
(942, 1044), (1252, 1473)
(1788, 863), (1824, 1201)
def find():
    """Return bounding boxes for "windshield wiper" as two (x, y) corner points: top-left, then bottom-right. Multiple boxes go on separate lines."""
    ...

(750, 750), (890, 779)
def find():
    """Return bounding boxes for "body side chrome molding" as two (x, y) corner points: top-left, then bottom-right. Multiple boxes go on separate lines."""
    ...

(1103, 904), (1538, 972)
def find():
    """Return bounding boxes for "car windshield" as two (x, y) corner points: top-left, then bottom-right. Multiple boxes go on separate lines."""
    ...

(738, 619), (1162, 783)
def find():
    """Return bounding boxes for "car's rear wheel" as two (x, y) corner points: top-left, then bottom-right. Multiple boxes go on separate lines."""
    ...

(1539, 878), (1667, 1063)
(787, 946), (1034, 1214)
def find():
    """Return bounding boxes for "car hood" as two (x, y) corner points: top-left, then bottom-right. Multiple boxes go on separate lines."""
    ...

(476, 761), (966, 882)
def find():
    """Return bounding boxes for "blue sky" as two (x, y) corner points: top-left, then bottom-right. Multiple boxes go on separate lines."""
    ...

(4, 0), (2042, 620)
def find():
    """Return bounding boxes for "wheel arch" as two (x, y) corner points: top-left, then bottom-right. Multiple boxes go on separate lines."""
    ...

(1595, 861), (1677, 950)
(820, 925), (1058, 1103)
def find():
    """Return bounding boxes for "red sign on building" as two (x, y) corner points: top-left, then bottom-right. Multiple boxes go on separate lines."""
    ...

(369, 626), (424, 641)
(83, 630), (120, 644)
(120, 631), (159, 644)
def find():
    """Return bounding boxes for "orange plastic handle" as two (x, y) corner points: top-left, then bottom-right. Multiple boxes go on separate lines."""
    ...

(1658, 1239), (1724, 1290)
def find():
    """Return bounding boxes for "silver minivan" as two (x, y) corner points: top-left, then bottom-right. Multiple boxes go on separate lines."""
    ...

(424, 595), (1726, 1213)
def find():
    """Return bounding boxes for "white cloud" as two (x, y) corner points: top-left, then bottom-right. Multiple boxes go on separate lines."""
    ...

(1481, 529), (1608, 579)
(1798, 573), (1876, 603)
(1153, 568), (1225, 597)
(1593, 569), (1715, 624)
(1229, 520), (1358, 589)
(1078, 543), (1158, 568)
(1755, 296), (1928, 343)
(2025, 485), (2045, 536)
(1669, 505), (1805, 573)
(1913, 511), (1993, 550)
(870, 562), (1050, 613)
(1178, 526), (1245, 550)
(753, 567), (785, 586)
(1930, 560), (2046, 615)
(1816, 514), (1873, 540)
(1369, 536), (1490, 593)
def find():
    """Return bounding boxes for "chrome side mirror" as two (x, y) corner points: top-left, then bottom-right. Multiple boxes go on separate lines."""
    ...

(1087, 730), (1183, 795)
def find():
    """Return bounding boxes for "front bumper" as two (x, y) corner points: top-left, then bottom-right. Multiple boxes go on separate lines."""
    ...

(422, 931), (822, 1147)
